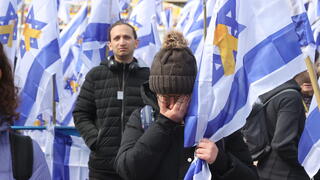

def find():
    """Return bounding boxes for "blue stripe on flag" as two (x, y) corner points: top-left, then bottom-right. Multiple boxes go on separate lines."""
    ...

(184, 159), (204, 180)
(187, 17), (211, 35)
(298, 108), (320, 163)
(59, 7), (88, 47)
(84, 50), (93, 60)
(185, 79), (200, 147)
(60, 103), (76, 126)
(138, 28), (156, 48)
(99, 46), (107, 61)
(16, 39), (60, 125)
(53, 130), (72, 180)
(63, 50), (74, 74)
(203, 22), (302, 138)
(291, 13), (314, 46)
(83, 23), (110, 42)
(189, 35), (202, 53)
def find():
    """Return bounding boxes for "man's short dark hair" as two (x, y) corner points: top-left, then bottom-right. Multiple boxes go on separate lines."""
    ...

(108, 20), (137, 40)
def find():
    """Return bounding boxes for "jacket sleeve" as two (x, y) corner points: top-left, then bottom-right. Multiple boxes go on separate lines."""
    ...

(115, 109), (180, 180)
(270, 91), (305, 167)
(209, 131), (259, 180)
(72, 71), (98, 151)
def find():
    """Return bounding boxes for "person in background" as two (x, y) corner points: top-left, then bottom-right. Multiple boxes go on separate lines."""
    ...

(0, 42), (50, 179)
(115, 31), (258, 180)
(73, 21), (149, 180)
(256, 71), (312, 180)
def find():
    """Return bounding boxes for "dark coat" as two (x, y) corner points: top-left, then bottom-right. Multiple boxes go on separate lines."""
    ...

(257, 79), (309, 180)
(115, 83), (258, 180)
(73, 57), (149, 179)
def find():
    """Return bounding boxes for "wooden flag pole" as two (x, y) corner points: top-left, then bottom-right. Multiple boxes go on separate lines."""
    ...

(203, 0), (207, 40)
(52, 75), (57, 125)
(305, 56), (320, 110)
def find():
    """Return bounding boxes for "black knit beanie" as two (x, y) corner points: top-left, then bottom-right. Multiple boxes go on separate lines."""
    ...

(149, 31), (197, 94)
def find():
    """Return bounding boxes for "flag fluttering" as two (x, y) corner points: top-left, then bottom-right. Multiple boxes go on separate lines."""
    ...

(184, 0), (314, 179)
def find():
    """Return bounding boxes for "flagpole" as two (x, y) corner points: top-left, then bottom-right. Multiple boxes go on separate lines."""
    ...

(203, 0), (207, 40)
(305, 56), (320, 110)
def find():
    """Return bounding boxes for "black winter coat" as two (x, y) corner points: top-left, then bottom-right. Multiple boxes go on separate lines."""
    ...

(257, 79), (309, 180)
(115, 83), (258, 180)
(73, 57), (149, 179)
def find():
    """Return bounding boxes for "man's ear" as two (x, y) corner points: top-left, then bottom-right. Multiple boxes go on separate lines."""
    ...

(107, 41), (112, 51)
(135, 39), (139, 49)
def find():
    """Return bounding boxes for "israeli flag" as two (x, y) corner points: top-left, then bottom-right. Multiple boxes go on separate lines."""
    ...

(81, 0), (120, 69)
(52, 128), (90, 180)
(56, 0), (120, 126)
(161, 8), (173, 30)
(25, 128), (90, 180)
(0, 0), (18, 67)
(176, 0), (216, 66)
(307, 0), (320, 24)
(298, 79), (320, 178)
(184, 0), (315, 179)
(56, 3), (89, 126)
(129, 0), (161, 67)
(119, 0), (130, 11)
(307, 0), (320, 52)
(14, 0), (61, 126)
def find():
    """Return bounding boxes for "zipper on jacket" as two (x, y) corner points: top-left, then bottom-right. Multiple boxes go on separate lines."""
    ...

(121, 64), (126, 136)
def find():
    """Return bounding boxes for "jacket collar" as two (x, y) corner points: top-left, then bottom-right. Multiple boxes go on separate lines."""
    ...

(141, 82), (160, 112)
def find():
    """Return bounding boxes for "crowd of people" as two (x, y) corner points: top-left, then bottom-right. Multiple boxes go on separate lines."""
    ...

(0, 20), (319, 180)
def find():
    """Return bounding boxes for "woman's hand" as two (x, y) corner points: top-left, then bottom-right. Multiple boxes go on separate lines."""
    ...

(195, 138), (219, 164)
(157, 95), (190, 123)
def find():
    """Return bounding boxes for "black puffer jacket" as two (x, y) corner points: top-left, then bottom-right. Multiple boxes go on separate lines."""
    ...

(115, 83), (258, 180)
(73, 57), (149, 179)
(257, 79), (309, 180)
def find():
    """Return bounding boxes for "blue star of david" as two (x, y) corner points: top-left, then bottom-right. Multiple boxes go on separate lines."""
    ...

(130, 15), (142, 29)
(64, 75), (78, 94)
(20, 7), (47, 57)
(0, 2), (18, 44)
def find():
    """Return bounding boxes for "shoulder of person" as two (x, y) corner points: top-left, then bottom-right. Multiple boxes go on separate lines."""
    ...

(126, 108), (144, 128)
(85, 63), (110, 80)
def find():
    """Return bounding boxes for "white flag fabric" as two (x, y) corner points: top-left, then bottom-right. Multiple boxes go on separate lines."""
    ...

(56, 3), (89, 126)
(129, 0), (161, 67)
(80, 0), (120, 69)
(298, 79), (320, 178)
(0, 0), (18, 67)
(14, 0), (61, 126)
(56, 0), (120, 126)
(184, 0), (314, 179)
(51, 129), (90, 180)
(25, 128), (90, 180)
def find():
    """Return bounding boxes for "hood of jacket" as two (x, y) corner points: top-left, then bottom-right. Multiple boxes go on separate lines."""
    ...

(260, 79), (301, 103)
(140, 82), (160, 112)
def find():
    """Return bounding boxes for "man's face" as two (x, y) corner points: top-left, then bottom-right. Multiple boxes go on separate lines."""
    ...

(108, 24), (138, 62)
(299, 71), (313, 96)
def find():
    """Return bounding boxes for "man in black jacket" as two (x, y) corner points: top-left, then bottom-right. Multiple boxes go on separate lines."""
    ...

(115, 31), (258, 180)
(73, 21), (149, 180)
(256, 71), (311, 180)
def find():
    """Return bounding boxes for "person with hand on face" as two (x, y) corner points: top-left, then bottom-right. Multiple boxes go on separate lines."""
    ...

(115, 31), (258, 180)
(73, 21), (150, 180)
(0, 42), (50, 180)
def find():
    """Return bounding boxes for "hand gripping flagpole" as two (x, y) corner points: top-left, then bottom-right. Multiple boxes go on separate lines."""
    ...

(305, 56), (320, 110)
